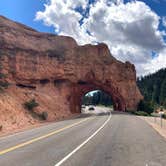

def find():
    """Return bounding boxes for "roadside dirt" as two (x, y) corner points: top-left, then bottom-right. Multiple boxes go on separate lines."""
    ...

(140, 116), (166, 139)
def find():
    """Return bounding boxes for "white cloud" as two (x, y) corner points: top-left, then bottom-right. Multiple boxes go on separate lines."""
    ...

(162, 16), (166, 27)
(36, 0), (166, 76)
(36, 0), (94, 43)
(143, 49), (166, 75)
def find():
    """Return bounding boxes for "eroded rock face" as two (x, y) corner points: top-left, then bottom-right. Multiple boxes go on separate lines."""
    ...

(0, 16), (143, 131)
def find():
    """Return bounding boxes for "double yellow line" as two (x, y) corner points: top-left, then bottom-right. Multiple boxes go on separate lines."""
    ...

(0, 117), (92, 156)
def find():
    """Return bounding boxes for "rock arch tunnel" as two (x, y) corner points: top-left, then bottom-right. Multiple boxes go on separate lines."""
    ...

(70, 82), (126, 113)
(0, 16), (143, 121)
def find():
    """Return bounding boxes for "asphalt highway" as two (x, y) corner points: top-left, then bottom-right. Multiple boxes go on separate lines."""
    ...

(0, 107), (166, 166)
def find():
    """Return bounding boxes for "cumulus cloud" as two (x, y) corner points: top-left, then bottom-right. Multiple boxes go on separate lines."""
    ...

(36, 0), (166, 76)
(36, 0), (94, 43)
(162, 16), (166, 27)
(143, 48), (166, 75)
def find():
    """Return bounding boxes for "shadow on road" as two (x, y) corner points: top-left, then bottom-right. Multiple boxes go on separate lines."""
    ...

(96, 112), (110, 116)
(70, 112), (111, 120)
(111, 111), (131, 115)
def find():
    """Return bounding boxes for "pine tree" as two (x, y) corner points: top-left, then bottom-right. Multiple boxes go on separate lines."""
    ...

(137, 68), (166, 108)
(160, 78), (166, 108)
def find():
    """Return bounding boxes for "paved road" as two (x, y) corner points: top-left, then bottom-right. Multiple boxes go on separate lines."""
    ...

(0, 108), (166, 166)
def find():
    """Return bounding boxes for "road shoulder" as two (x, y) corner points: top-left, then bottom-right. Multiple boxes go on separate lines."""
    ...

(139, 116), (166, 140)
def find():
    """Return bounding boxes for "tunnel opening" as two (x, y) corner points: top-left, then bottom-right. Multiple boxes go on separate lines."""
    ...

(81, 90), (113, 115)
(70, 82), (127, 114)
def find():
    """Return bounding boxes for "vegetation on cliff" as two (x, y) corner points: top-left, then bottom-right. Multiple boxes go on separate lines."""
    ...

(24, 99), (48, 120)
(0, 50), (10, 92)
(24, 99), (39, 111)
(0, 65), (9, 92)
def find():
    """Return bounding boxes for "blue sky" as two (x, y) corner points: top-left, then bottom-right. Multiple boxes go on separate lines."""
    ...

(0, 0), (166, 76)
(1, 0), (165, 33)
(0, 0), (54, 32)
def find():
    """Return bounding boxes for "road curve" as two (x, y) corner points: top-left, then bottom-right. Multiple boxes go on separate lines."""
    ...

(0, 110), (166, 166)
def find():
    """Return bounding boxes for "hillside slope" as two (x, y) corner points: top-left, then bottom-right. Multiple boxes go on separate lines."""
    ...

(137, 68), (166, 108)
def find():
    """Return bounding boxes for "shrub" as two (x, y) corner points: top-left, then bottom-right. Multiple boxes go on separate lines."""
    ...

(126, 109), (136, 113)
(0, 73), (6, 79)
(133, 111), (149, 116)
(0, 71), (9, 92)
(127, 110), (150, 116)
(0, 81), (9, 88)
(24, 99), (39, 111)
(0, 81), (10, 92)
(40, 112), (48, 120)
(137, 100), (154, 115)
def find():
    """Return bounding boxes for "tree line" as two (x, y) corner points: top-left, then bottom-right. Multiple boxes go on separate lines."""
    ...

(82, 90), (113, 106)
(137, 68), (166, 109)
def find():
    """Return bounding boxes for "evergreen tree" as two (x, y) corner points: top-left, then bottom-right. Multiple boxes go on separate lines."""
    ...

(160, 78), (166, 107)
(137, 68), (166, 108)
(82, 90), (112, 106)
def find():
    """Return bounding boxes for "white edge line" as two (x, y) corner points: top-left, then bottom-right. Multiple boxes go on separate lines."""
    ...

(54, 113), (112, 166)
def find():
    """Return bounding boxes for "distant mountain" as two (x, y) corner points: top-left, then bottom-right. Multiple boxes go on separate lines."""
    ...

(137, 68), (166, 108)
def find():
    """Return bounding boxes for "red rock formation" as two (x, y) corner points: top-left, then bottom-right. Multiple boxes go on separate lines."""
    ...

(0, 16), (143, 132)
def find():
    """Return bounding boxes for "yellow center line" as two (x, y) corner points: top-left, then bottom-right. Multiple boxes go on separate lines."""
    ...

(0, 117), (93, 156)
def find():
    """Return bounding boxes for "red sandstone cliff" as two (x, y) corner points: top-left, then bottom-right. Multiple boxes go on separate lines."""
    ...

(0, 15), (143, 133)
